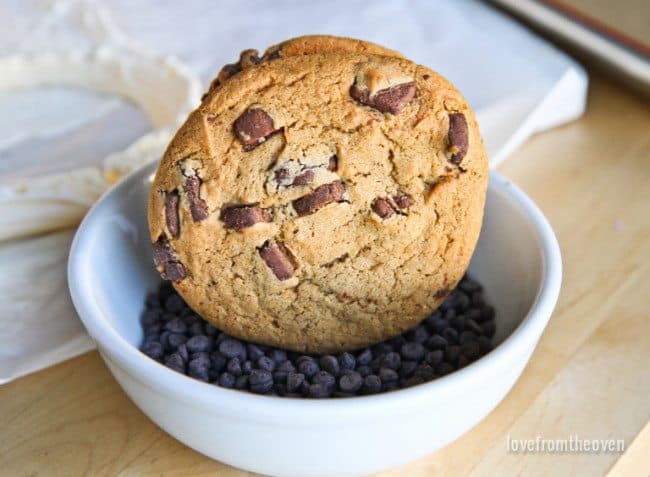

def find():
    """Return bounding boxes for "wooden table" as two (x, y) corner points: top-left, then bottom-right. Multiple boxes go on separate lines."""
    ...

(2, 71), (649, 477)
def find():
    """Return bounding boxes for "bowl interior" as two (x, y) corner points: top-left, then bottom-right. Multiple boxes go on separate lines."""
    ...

(78, 163), (544, 358)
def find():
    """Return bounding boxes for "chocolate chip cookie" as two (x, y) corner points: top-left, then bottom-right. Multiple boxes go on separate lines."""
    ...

(148, 52), (488, 353)
(204, 35), (404, 99)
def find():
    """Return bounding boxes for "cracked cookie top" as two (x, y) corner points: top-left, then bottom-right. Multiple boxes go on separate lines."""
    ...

(148, 52), (488, 353)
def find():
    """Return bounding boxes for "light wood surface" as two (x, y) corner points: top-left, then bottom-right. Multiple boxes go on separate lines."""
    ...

(1, 72), (649, 477)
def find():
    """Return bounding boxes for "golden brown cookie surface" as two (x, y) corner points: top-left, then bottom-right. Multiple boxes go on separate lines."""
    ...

(204, 35), (404, 98)
(149, 52), (488, 353)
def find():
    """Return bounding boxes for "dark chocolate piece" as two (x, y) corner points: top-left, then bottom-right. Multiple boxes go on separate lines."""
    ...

(350, 82), (416, 114)
(220, 204), (272, 230)
(293, 181), (345, 216)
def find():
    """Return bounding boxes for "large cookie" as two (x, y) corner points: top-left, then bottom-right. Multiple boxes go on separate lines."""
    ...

(204, 35), (404, 99)
(148, 52), (488, 353)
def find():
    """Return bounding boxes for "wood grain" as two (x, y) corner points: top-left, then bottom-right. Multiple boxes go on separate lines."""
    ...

(1, 72), (649, 477)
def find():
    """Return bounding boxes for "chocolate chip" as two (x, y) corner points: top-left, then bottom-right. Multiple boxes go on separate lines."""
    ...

(292, 169), (314, 186)
(220, 204), (272, 230)
(380, 352), (401, 370)
(378, 367), (398, 383)
(267, 349), (288, 364)
(164, 191), (180, 237)
(184, 175), (209, 221)
(218, 372), (236, 388)
(210, 352), (227, 372)
(320, 355), (340, 376)
(311, 371), (336, 391)
(276, 360), (296, 374)
(286, 372), (305, 393)
(188, 359), (209, 381)
(356, 348), (373, 366)
(249, 369), (274, 393)
(425, 349), (444, 367)
(163, 317), (185, 334)
(327, 155), (338, 171)
(258, 241), (295, 280)
(418, 363), (437, 381)
(357, 365), (372, 377)
(235, 375), (249, 390)
(257, 356), (276, 372)
(186, 335), (211, 353)
(338, 352), (356, 370)
(297, 358), (320, 378)
(393, 193), (413, 209)
(234, 108), (277, 151)
(445, 345), (461, 363)
(363, 375), (382, 394)
(399, 360), (418, 378)
(350, 82), (416, 114)
(152, 236), (186, 281)
(246, 344), (265, 362)
(219, 338), (246, 360)
(141, 341), (163, 361)
(459, 330), (477, 345)
(227, 357), (242, 376)
(339, 372), (363, 393)
(293, 181), (346, 216)
(461, 340), (480, 360)
(400, 342), (425, 361)
(442, 327), (458, 344)
(165, 353), (185, 373)
(372, 197), (395, 218)
(448, 113), (469, 164)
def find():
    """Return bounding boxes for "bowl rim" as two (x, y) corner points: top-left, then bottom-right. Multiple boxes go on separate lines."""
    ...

(68, 163), (562, 421)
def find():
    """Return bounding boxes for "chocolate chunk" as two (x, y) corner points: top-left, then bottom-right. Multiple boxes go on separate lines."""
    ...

(258, 241), (295, 280)
(221, 62), (242, 78)
(372, 197), (395, 218)
(220, 204), (272, 230)
(435, 287), (451, 300)
(275, 168), (290, 182)
(350, 82), (416, 114)
(184, 176), (209, 221)
(292, 169), (314, 186)
(234, 108), (277, 151)
(448, 113), (469, 164)
(240, 48), (261, 67)
(265, 50), (282, 61)
(152, 237), (186, 281)
(327, 155), (338, 171)
(164, 190), (180, 237)
(393, 193), (413, 209)
(293, 181), (346, 216)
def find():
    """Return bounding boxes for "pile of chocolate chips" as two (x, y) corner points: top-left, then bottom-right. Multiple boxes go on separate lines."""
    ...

(139, 276), (496, 398)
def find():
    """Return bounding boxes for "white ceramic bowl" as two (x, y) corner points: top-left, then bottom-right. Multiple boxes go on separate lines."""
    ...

(68, 162), (561, 477)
